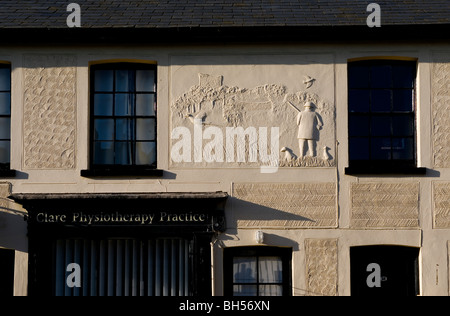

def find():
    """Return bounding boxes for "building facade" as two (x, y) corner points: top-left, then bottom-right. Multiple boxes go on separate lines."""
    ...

(0, 0), (449, 296)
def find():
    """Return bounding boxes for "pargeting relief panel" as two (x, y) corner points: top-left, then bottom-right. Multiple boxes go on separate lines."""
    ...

(170, 55), (336, 169)
(232, 182), (337, 228)
(432, 52), (450, 168)
(23, 54), (77, 169)
(433, 182), (450, 228)
(304, 239), (338, 296)
(351, 182), (419, 228)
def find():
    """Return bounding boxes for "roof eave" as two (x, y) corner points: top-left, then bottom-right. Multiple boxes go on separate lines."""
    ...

(0, 24), (449, 45)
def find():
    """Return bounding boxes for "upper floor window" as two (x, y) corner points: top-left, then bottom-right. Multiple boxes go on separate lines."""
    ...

(0, 64), (11, 170)
(346, 60), (423, 174)
(88, 63), (157, 174)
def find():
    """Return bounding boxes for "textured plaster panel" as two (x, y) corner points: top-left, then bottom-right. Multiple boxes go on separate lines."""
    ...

(433, 182), (450, 228)
(23, 54), (76, 169)
(351, 183), (419, 228)
(432, 53), (450, 168)
(170, 54), (336, 169)
(232, 183), (337, 228)
(305, 239), (338, 296)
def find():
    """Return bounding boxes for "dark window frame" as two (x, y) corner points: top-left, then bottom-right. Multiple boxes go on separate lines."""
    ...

(345, 59), (426, 175)
(224, 246), (292, 297)
(82, 62), (162, 177)
(0, 63), (15, 177)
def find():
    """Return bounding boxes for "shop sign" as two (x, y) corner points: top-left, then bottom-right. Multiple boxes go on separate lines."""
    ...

(34, 210), (209, 226)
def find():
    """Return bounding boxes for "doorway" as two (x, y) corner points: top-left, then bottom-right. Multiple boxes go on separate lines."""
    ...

(350, 245), (420, 296)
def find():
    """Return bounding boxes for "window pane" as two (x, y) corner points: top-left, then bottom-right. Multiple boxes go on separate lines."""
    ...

(371, 90), (392, 112)
(371, 65), (392, 89)
(349, 90), (370, 113)
(116, 119), (135, 141)
(371, 116), (391, 137)
(115, 142), (133, 165)
(0, 68), (11, 91)
(115, 94), (135, 116)
(136, 118), (156, 141)
(0, 118), (10, 139)
(259, 285), (283, 296)
(233, 257), (257, 283)
(94, 142), (114, 165)
(349, 138), (370, 160)
(136, 70), (155, 92)
(371, 138), (392, 160)
(94, 119), (114, 140)
(393, 65), (415, 88)
(392, 138), (414, 160)
(349, 115), (370, 137)
(94, 70), (113, 92)
(392, 116), (414, 137)
(0, 141), (10, 163)
(393, 90), (414, 112)
(115, 69), (132, 92)
(233, 285), (257, 296)
(136, 94), (155, 116)
(348, 65), (369, 89)
(259, 257), (283, 283)
(136, 142), (156, 165)
(94, 94), (113, 116)
(0, 93), (10, 115)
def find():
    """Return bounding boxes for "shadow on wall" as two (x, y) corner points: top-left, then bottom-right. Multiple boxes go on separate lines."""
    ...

(0, 197), (28, 253)
(228, 196), (316, 228)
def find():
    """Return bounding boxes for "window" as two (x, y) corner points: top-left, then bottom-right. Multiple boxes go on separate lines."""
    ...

(53, 238), (192, 296)
(0, 64), (14, 177)
(224, 247), (291, 296)
(346, 60), (424, 174)
(350, 246), (420, 296)
(0, 248), (15, 296)
(84, 63), (161, 176)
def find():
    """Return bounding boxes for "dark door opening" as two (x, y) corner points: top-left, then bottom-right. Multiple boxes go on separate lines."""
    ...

(0, 248), (15, 297)
(350, 245), (419, 296)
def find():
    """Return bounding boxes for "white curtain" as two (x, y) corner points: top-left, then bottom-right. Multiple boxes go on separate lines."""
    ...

(258, 257), (283, 296)
(233, 256), (283, 296)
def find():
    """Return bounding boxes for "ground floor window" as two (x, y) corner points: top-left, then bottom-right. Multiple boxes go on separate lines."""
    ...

(224, 247), (292, 296)
(350, 245), (420, 296)
(54, 238), (192, 296)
